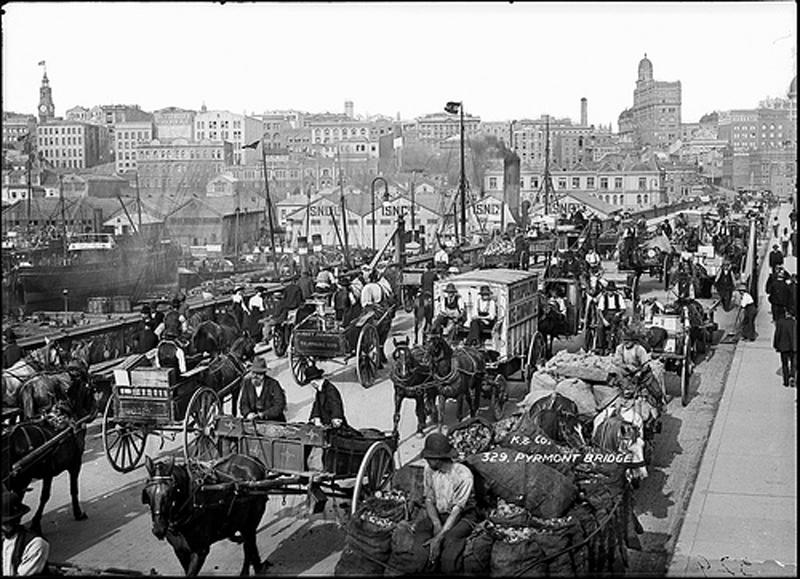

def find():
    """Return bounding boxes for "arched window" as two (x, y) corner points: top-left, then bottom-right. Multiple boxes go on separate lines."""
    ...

(636, 194), (642, 204)
(612, 195), (618, 205)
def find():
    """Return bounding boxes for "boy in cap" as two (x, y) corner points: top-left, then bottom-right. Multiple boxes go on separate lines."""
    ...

(420, 433), (476, 574)
(2, 489), (50, 576)
(466, 285), (497, 346)
(155, 325), (189, 377)
(239, 357), (287, 421)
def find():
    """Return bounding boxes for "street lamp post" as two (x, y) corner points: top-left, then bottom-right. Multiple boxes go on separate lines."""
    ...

(445, 101), (467, 244)
(370, 176), (389, 254)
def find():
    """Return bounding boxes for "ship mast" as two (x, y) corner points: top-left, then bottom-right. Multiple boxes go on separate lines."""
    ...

(543, 116), (555, 216)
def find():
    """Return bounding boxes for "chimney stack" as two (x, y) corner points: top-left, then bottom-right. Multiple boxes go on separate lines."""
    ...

(580, 98), (588, 126)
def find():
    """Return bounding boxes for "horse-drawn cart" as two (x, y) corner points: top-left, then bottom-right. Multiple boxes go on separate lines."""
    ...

(645, 309), (694, 406)
(101, 353), (243, 472)
(289, 298), (394, 388)
(430, 268), (546, 420)
(398, 267), (425, 313)
(206, 417), (399, 516)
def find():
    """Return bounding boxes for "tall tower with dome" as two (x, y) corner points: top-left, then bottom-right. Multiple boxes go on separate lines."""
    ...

(618, 54), (682, 150)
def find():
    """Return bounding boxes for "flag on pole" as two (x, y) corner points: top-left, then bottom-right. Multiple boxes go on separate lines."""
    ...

(242, 140), (260, 149)
(38, 60), (45, 66)
(444, 101), (461, 114)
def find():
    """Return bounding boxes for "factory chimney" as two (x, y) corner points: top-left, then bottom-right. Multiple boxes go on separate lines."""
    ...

(580, 98), (588, 126)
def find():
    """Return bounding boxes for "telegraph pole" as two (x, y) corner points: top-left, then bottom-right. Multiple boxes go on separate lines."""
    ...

(260, 141), (278, 276)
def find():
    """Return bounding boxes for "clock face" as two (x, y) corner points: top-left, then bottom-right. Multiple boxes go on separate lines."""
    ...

(39, 104), (48, 113)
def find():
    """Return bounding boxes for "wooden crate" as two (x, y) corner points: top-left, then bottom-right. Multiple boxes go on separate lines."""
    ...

(130, 367), (174, 388)
(293, 330), (345, 358)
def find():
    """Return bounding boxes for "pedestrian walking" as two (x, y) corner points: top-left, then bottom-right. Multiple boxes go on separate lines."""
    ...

(780, 227), (790, 256)
(773, 311), (796, 387)
(714, 262), (736, 312)
(736, 284), (757, 341)
(772, 215), (780, 238)
(766, 265), (794, 321)
(768, 244), (784, 270)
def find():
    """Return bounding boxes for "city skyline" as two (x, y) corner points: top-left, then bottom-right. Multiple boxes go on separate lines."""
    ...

(2, 2), (797, 127)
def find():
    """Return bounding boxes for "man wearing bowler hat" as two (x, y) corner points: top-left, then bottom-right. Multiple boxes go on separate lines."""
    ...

(239, 357), (287, 421)
(466, 285), (497, 346)
(420, 433), (476, 574)
(304, 365), (350, 429)
(2, 489), (50, 576)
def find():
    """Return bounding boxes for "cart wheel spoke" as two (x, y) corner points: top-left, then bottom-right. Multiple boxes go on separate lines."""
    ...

(102, 395), (147, 473)
(491, 374), (508, 421)
(357, 324), (379, 387)
(184, 388), (221, 462)
(352, 441), (396, 516)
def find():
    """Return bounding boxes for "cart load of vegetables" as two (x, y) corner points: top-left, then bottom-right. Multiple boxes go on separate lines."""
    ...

(482, 236), (517, 258)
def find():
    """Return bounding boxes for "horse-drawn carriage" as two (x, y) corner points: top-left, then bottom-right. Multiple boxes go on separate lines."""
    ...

(288, 297), (395, 388)
(398, 266), (426, 313)
(101, 334), (253, 472)
(390, 269), (546, 435)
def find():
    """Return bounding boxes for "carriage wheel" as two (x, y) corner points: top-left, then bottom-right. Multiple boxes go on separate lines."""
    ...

(273, 323), (289, 357)
(681, 336), (693, 407)
(527, 332), (547, 374)
(351, 441), (396, 516)
(289, 332), (312, 385)
(183, 387), (222, 462)
(356, 323), (380, 388)
(490, 374), (509, 421)
(102, 396), (147, 473)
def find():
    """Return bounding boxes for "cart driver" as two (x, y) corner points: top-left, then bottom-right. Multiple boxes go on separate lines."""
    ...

(597, 280), (627, 354)
(420, 433), (477, 574)
(584, 246), (602, 273)
(155, 326), (189, 378)
(613, 326), (667, 407)
(431, 283), (466, 341)
(263, 275), (305, 342)
(466, 285), (497, 346)
(239, 357), (287, 422)
(304, 365), (356, 432)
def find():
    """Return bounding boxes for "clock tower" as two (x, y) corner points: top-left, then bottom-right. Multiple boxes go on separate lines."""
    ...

(38, 70), (55, 124)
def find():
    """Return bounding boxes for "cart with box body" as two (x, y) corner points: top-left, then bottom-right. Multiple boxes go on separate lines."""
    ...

(100, 353), (242, 472)
(430, 268), (546, 420)
(644, 307), (695, 407)
(201, 417), (399, 516)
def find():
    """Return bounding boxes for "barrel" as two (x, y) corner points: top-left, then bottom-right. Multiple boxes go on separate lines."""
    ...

(87, 297), (111, 314)
(111, 295), (131, 313)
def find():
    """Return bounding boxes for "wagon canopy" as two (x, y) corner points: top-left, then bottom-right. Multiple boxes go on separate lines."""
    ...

(642, 233), (672, 254)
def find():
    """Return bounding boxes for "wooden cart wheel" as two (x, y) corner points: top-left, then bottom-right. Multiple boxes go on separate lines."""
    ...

(490, 374), (509, 422)
(183, 387), (222, 462)
(351, 441), (396, 516)
(356, 323), (380, 388)
(273, 323), (289, 357)
(681, 336), (693, 407)
(102, 395), (147, 473)
(289, 330), (312, 385)
(527, 331), (547, 373)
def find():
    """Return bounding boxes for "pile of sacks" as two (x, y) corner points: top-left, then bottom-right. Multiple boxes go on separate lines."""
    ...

(483, 236), (517, 258)
(454, 402), (643, 576)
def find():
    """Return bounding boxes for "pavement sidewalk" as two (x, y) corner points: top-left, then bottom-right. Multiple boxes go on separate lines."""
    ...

(668, 204), (797, 576)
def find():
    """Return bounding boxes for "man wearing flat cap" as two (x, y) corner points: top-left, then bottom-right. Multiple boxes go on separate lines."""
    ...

(466, 285), (497, 346)
(420, 433), (476, 573)
(239, 357), (287, 421)
(2, 489), (49, 576)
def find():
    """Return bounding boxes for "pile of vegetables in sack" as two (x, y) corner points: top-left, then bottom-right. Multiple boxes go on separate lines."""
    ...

(482, 235), (518, 266)
(453, 347), (667, 576)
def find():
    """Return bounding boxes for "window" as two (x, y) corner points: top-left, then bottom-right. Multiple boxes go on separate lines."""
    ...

(614, 177), (623, 189)
(638, 177), (647, 190)
(558, 178), (567, 189)
(612, 195), (618, 205)
(572, 177), (580, 189)
(489, 177), (498, 189)
(600, 177), (608, 190)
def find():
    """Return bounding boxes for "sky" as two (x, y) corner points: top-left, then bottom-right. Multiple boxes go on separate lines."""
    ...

(2, 2), (797, 128)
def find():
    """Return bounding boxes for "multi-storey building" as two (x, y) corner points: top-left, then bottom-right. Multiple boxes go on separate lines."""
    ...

(618, 54), (682, 150)
(36, 120), (111, 170)
(417, 111), (481, 146)
(153, 107), (195, 142)
(113, 120), (155, 173)
(65, 106), (92, 123)
(1, 112), (37, 147)
(135, 139), (233, 199)
(193, 108), (263, 166)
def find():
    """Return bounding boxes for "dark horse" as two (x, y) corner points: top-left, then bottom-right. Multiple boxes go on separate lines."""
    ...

(200, 333), (256, 417)
(426, 331), (485, 432)
(413, 289), (434, 345)
(142, 454), (270, 576)
(191, 308), (242, 357)
(527, 392), (586, 448)
(536, 297), (567, 359)
(390, 336), (437, 436)
(4, 362), (97, 535)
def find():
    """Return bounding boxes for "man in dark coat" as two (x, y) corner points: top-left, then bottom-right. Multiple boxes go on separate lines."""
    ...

(298, 270), (315, 300)
(768, 244), (784, 270)
(304, 365), (350, 429)
(2, 329), (23, 370)
(766, 266), (794, 321)
(714, 263), (736, 312)
(239, 357), (287, 421)
(420, 261), (439, 300)
(773, 311), (796, 387)
(136, 305), (160, 354)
